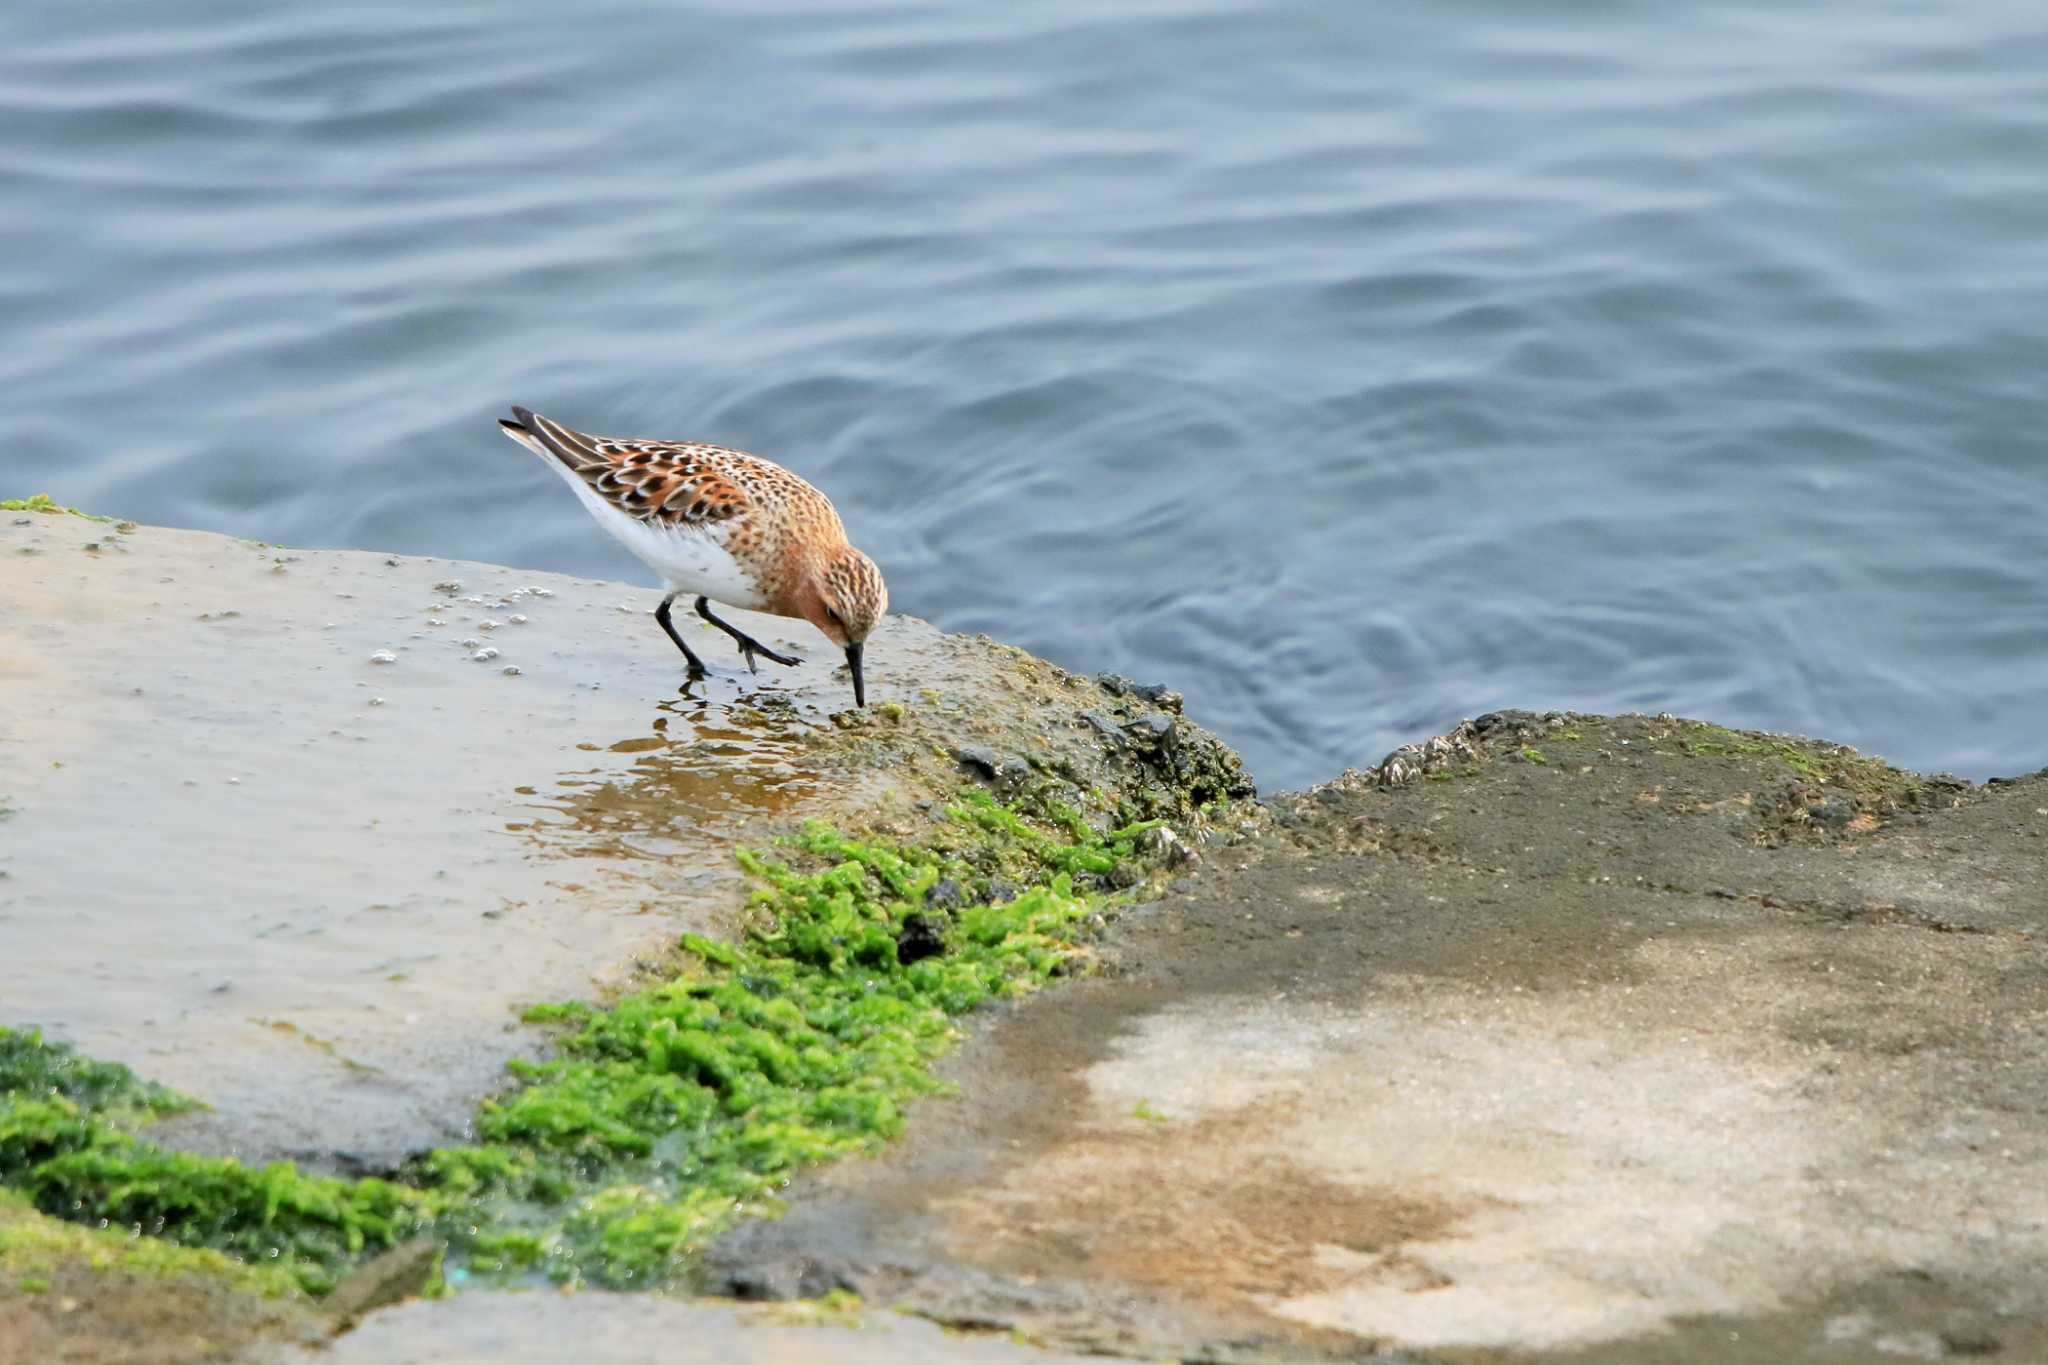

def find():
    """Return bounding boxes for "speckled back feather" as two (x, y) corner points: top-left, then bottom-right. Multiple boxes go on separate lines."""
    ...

(502, 406), (862, 613)
(508, 407), (842, 536)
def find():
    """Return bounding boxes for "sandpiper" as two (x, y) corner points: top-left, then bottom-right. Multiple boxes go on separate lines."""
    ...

(498, 406), (887, 706)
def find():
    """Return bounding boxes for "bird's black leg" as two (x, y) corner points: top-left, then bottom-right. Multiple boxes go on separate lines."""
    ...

(654, 592), (709, 677)
(695, 596), (802, 673)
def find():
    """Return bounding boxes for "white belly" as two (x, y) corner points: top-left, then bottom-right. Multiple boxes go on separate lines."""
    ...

(558, 469), (768, 609)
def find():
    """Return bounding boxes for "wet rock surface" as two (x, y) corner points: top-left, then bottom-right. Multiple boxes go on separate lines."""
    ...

(0, 514), (1243, 1174)
(707, 712), (2048, 1362)
(274, 1292), (1109, 1365)
(9, 516), (2046, 1363)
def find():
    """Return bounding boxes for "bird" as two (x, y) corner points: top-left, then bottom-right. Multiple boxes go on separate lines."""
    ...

(498, 406), (887, 707)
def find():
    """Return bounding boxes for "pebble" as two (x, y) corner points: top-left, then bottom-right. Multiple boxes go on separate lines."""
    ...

(501, 665), (521, 676)
(369, 650), (397, 664)
(1125, 713), (1176, 742)
(1139, 826), (1197, 867)
(472, 647), (500, 662)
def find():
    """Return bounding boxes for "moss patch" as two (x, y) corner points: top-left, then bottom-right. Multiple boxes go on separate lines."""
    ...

(2, 790), (1185, 1297)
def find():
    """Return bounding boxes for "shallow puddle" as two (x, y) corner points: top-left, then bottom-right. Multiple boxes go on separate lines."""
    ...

(516, 700), (819, 865)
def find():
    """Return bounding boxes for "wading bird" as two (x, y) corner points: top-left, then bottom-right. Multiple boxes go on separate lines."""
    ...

(499, 406), (886, 706)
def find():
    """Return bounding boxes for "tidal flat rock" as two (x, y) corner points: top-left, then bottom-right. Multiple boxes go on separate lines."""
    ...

(0, 513), (1244, 1171)
(708, 713), (2048, 1363)
(9, 512), (2044, 1363)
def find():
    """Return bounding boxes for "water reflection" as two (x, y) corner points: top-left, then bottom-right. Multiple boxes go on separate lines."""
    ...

(5, 0), (2046, 789)
(510, 696), (821, 864)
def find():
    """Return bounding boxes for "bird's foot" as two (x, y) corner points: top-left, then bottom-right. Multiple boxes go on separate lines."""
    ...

(735, 636), (802, 673)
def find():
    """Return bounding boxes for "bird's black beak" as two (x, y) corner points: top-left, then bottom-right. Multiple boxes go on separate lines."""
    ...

(845, 641), (866, 708)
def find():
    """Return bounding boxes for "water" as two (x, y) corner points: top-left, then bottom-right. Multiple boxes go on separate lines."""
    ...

(4, 0), (2044, 792)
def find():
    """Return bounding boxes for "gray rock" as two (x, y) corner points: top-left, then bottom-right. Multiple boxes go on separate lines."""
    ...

(710, 713), (2048, 1363)
(1123, 713), (1176, 747)
(924, 878), (968, 910)
(1137, 825), (1196, 868)
(953, 746), (1003, 779)
(322, 1239), (442, 1331)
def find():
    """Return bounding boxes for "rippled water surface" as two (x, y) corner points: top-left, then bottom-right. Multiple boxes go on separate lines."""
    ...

(5, 0), (2044, 789)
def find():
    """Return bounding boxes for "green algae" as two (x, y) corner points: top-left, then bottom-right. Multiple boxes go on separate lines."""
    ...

(1672, 720), (1940, 800)
(0, 1189), (300, 1298)
(2, 493), (116, 522)
(757, 1287), (863, 1326)
(0, 1031), (438, 1294)
(0, 1028), (194, 1122)
(1678, 722), (1834, 777)
(1, 789), (1183, 1297)
(1672, 720), (1960, 843)
(422, 791), (1163, 1289)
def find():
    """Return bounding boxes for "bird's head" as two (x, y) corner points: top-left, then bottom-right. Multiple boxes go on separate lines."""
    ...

(802, 546), (888, 706)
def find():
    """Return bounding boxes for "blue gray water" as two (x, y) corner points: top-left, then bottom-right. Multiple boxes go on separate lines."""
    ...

(4, 1), (2044, 791)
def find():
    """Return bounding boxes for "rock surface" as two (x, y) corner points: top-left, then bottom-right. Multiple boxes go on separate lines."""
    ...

(8, 513), (2046, 1363)
(274, 1293), (1106, 1365)
(0, 512), (1242, 1172)
(708, 712), (2048, 1362)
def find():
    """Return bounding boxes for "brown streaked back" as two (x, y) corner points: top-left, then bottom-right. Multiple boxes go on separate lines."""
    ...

(504, 406), (771, 529)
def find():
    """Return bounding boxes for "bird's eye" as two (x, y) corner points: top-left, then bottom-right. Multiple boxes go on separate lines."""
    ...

(825, 608), (845, 628)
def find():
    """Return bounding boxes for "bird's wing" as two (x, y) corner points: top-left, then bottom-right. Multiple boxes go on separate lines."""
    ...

(502, 406), (751, 527)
